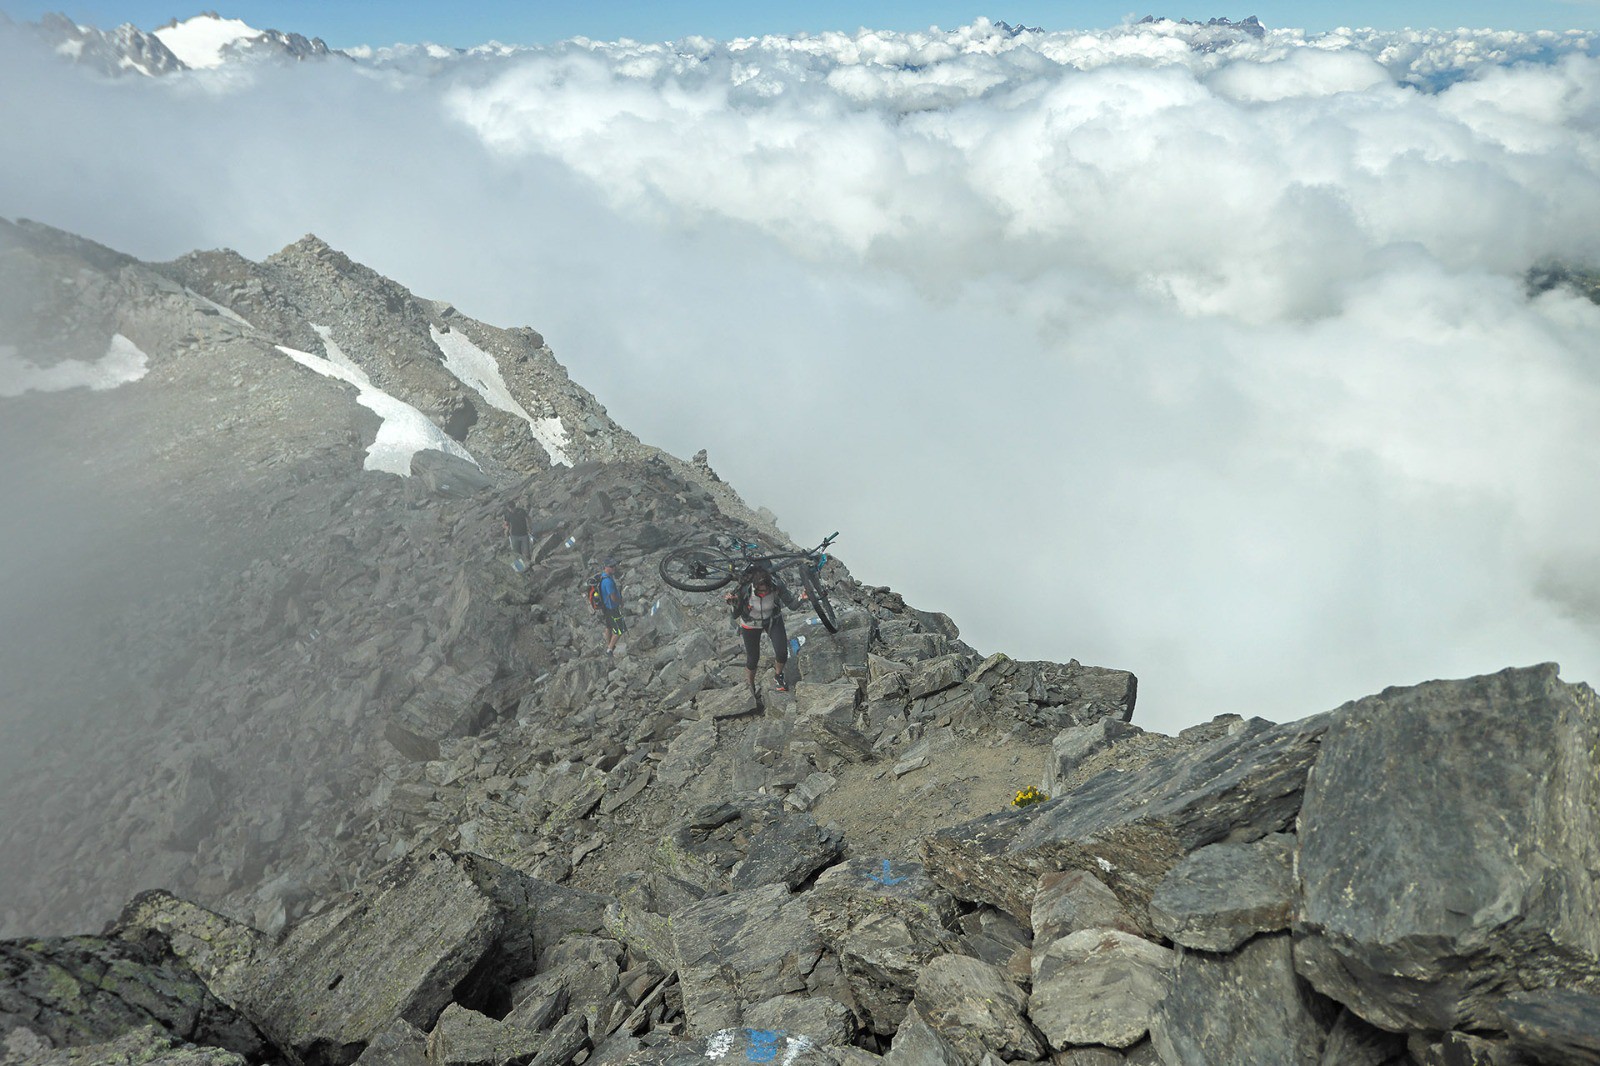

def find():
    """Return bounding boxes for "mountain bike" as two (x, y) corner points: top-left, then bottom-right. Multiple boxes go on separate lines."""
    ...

(659, 532), (840, 632)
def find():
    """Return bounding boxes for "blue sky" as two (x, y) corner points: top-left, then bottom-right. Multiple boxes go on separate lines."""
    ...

(5, 1), (1600, 47)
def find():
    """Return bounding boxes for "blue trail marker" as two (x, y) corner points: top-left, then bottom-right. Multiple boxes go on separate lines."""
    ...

(869, 859), (908, 886)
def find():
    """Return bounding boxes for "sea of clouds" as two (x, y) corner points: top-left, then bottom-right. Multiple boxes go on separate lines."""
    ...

(5, 17), (1600, 731)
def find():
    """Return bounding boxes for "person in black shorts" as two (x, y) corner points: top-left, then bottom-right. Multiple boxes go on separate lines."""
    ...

(727, 567), (788, 700)
(502, 502), (531, 561)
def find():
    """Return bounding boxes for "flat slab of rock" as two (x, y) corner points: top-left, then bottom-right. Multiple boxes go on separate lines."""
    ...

(239, 851), (502, 1064)
(6, 1024), (249, 1066)
(1294, 665), (1600, 1033)
(112, 891), (269, 1007)
(1493, 988), (1600, 1065)
(1152, 932), (1334, 1066)
(1149, 833), (1295, 952)
(670, 884), (832, 1034)
(913, 954), (1044, 1062)
(0, 936), (268, 1062)
(1033, 870), (1145, 944)
(923, 714), (1330, 922)
(426, 1004), (545, 1066)
(807, 859), (961, 1035)
(1030, 929), (1174, 1050)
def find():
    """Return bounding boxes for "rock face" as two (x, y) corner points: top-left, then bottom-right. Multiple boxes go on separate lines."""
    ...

(4, 220), (1600, 1066)
(0, 936), (269, 1062)
(1295, 664), (1600, 1034)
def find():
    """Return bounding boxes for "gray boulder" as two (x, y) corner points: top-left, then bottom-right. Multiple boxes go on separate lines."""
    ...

(238, 851), (503, 1064)
(0, 936), (268, 1062)
(1148, 833), (1295, 952)
(1294, 665), (1600, 1033)
(807, 859), (960, 1035)
(1152, 932), (1336, 1066)
(410, 449), (495, 497)
(4, 1025), (249, 1065)
(922, 714), (1330, 921)
(352, 1020), (428, 1066)
(669, 884), (837, 1035)
(1493, 988), (1600, 1065)
(425, 1004), (544, 1066)
(1041, 718), (1144, 797)
(881, 1005), (965, 1065)
(911, 954), (1044, 1063)
(1032, 870), (1145, 944)
(385, 663), (500, 762)
(1030, 930), (1174, 1050)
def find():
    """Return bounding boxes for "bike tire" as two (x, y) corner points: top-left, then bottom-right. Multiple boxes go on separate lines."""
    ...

(659, 546), (738, 592)
(800, 565), (839, 632)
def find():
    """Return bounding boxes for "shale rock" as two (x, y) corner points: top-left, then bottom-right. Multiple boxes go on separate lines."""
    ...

(0, 936), (268, 1062)
(1030, 929), (1174, 1050)
(1148, 832), (1295, 952)
(911, 954), (1044, 1063)
(238, 851), (502, 1064)
(669, 884), (838, 1035)
(923, 714), (1329, 921)
(5, 1024), (250, 1065)
(1152, 932), (1336, 1066)
(1294, 665), (1600, 1033)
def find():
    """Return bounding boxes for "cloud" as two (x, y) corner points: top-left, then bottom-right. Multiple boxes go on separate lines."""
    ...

(5, 17), (1600, 731)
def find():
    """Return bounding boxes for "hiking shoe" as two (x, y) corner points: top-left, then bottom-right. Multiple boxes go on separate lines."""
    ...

(774, 677), (789, 693)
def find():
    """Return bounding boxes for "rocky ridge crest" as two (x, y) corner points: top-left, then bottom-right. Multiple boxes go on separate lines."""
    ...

(2, 220), (1599, 1065)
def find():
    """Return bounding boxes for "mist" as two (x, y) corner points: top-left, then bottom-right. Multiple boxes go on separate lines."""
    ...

(5, 18), (1600, 732)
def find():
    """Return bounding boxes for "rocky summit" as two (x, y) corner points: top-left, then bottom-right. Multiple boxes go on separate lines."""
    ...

(1, 218), (1598, 1066)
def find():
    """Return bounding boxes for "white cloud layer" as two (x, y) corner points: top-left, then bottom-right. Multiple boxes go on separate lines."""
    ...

(5, 17), (1600, 730)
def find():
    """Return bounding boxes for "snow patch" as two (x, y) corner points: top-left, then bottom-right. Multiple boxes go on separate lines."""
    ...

(191, 291), (256, 330)
(430, 324), (572, 466)
(0, 334), (150, 397)
(274, 325), (480, 477)
(152, 15), (261, 69)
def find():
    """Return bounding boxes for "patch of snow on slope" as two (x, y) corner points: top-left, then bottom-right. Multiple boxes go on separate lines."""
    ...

(275, 325), (479, 477)
(192, 291), (256, 330)
(0, 334), (149, 397)
(429, 324), (572, 466)
(152, 15), (260, 69)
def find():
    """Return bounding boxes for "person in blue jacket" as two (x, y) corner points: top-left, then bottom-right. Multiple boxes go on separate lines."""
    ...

(597, 558), (625, 656)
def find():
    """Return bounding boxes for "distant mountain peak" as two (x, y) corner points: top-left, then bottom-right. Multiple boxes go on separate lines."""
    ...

(18, 9), (341, 77)
(1137, 14), (1266, 38)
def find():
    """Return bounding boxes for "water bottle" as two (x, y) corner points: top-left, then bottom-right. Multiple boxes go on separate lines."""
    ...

(649, 599), (661, 616)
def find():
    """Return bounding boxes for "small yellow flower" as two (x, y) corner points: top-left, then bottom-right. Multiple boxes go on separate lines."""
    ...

(1013, 786), (1048, 808)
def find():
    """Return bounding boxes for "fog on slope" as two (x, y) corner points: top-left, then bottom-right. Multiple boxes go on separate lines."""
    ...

(5, 18), (1600, 732)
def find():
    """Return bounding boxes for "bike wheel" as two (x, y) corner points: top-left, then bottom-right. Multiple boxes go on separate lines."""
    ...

(800, 566), (839, 632)
(659, 546), (738, 592)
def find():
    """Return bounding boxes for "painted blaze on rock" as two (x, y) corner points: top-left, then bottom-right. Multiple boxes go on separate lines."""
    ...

(1295, 663), (1600, 1033)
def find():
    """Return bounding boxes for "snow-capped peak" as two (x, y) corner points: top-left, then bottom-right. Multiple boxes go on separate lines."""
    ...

(152, 13), (263, 69)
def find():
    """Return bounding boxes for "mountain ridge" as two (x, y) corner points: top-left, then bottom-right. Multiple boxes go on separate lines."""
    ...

(4, 219), (1600, 1065)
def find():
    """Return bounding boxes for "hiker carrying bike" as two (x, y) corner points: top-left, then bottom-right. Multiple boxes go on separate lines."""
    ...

(727, 567), (789, 698)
